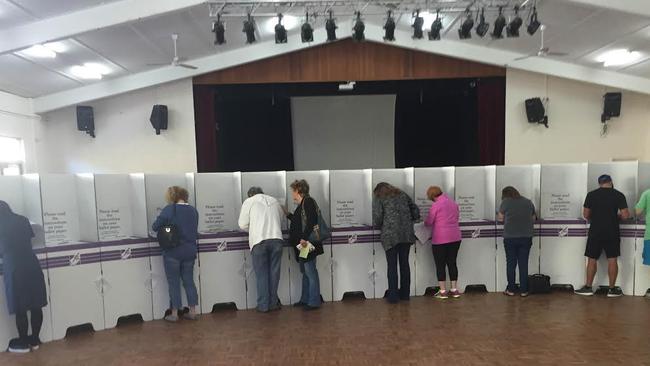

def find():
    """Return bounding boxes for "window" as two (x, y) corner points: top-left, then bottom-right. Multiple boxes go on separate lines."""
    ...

(0, 136), (25, 176)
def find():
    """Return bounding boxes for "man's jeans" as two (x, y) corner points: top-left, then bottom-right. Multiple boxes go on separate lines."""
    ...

(251, 239), (284, 311)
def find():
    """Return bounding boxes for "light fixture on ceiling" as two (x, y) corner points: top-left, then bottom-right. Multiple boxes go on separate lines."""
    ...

(301, 12), (314, 43)
(21, 44), (57, 58)
(596, 49), (642, 67)
(506, 6), (522, 38)
(458, 8), (474, 40)
(83, 62), (111, 76)
(384, 10), (396, 41)
(527, 3), (541, 35)
(492, 6), (506, 39)
(428, 10), (443, 40)
(352, 11), (365, 42)
(326, 10), (337, 42)
(476, 8), (489, 38)
(243, 12), (256, 44)
(274, 13), (287, 44)
(412, 9), (424, 39)
(70, 65), (103, 80)
(212, 14), (226, 45)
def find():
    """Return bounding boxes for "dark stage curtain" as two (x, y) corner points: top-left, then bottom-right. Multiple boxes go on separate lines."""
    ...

(477, 78), (506, 165)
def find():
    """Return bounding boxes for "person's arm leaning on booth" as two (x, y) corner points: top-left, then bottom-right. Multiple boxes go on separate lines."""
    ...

(407, 195), (421, 222)
(238, 198), (252, 232)
(373, 198), (384, 228)
(152, 204), (173, 233)
(636, 190), (649, 217)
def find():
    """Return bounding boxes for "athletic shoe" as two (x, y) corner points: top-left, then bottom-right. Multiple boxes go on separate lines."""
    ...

(8, 338), (30, 354)
(164, 314), (178, 322)
(449, 289), (461, 298)
(503, 290), (515, 296)
(607, 287), (623, 298)
(303, 305), (320, 311)
(183, 313), (198, 320)
(293, 301), (306, 307)
(520, 292), (529, 298)
(28, 335), (41, 350)
(574, 286), (594, 296)
(434, 290), (448, 299)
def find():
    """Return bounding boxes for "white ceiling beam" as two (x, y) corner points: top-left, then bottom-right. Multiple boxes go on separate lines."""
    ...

(0, 0), (205, 55)
(564, 0), (650, 18)
(33, 21), (650, 113)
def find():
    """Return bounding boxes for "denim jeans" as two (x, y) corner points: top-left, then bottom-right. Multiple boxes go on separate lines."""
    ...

(163, 255), (199, 310)
(385, 243), (411, 301)
(251, 239), (284, 312)
(299, 258), (321, 307)
(504, 237), (533, 293)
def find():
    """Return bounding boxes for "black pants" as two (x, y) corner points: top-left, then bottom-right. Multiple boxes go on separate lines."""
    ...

(15, 308), (43, 340)
(385, 243), (411, 301)
(432, 241), (461, 282)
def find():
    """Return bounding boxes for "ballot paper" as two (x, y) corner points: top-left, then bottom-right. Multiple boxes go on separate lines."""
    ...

(414, 222), (431, 244)
(297, 241), (316, 259)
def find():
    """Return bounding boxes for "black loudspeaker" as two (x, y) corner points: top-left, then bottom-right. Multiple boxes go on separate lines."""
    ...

(602, 92), (622, 123)
(76, 106), (95, 138)
(150, 105), (168, 135)
(525, 98), (548, 127)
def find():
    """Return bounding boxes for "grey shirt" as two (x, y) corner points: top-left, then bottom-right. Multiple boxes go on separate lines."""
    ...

(373, 191), (421, 251)
(499, 197), (536, 238)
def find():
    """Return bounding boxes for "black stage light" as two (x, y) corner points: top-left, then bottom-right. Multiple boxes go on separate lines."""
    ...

(507, 6), (522, 38)
(274, 13), (287, 44)
(476, 8), (489, 37)
(458, 8), (474, 39)
(301, 12), (314, 42)
(243, 13), (256, 44)
(492, 6), (506, 39)
(326, 10), (337, 42)
(412, 9), (424, 39)
(384, 10), (396, 41)
(352, 11), (365, 42)
(212, 14), (226, 45)
(428, 9), (443, 40)
(527, 5), (541, 35)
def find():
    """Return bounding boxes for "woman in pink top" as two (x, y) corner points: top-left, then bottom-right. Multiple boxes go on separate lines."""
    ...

(424, 186), (462, 299)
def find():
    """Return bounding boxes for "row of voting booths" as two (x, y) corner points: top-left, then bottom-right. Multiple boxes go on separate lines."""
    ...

(0, 162), (649, 348)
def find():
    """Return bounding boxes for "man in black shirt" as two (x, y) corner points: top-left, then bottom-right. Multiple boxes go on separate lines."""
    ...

(575, 175), (630, 297)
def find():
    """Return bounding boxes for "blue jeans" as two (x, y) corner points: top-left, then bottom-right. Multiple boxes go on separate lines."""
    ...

(251, 239), (284, 312)
(504, 237), (533, 293)
(299, 258), (321, 307)
(385, 243), (411, 301)
(163, 255), (199, 310)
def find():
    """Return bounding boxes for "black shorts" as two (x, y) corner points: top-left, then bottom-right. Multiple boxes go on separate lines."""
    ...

(585, 237), (620, 259)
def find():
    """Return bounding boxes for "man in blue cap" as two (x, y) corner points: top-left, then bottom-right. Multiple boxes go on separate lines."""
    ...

(575, 174), (630, 297)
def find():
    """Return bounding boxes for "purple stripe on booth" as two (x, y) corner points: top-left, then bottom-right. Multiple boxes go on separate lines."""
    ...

(538, 219), (587, 225)
(459, 221), (497, 227)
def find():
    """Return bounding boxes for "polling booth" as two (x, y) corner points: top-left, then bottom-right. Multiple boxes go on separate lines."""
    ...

(635, 162), (650, 296)
(195, 172), (249, 312)
(95, 174), (152, 328)
(371, 168), (415, 298)
(145, 174), (199, 318)
(41, 174), (103, 340)
(539, 163), (588, 289)
(495, 165), (541, 292)
(329, 170), (374, 301)
(240, 171), (287, 309)
(0, 174), (53, 346)
(454, 166), (497, 292)
(413, 167), (455, 295)
(285, 171), (333, 303)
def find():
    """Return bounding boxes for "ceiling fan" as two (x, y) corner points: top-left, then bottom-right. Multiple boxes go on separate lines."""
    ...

(514, 25), (568, 61)
(148, 33), (198, 69)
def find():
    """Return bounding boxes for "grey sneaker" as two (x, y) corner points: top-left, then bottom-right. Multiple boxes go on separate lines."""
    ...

(607, 287), (623, 298)
(164, 314), (178, 322)
(574, 286), (594, 296)
(183, 313), (198, 320)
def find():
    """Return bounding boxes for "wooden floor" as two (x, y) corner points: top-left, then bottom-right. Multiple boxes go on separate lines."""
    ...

(2, 292), (650, 365)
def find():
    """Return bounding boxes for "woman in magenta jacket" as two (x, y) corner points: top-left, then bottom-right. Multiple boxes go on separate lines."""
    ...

(424, 186), (462, 299)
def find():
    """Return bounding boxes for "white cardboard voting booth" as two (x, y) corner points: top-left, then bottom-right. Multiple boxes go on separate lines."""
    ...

(195, 172), (248, 312)
(495, 165), (541, 292)
(635, 162), (650, 296)
(330, 170), (374, 301)
(539, 164), (588, 289)
(372, 168), (415, 298)
(240, 171), (287, 308)
(455, 166), (497, 292)
(285, 171), (333, 303)
(0, 175), (53, 347)
(413, 167), (455, 295)
(95, 174), (152, 328)
(41, 174), (103, 340)
(145, 174), (200, 318)
(587, 162), (637, 295)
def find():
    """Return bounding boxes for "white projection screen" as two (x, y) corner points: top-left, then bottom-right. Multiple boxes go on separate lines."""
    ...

(291, 95), (396, 170)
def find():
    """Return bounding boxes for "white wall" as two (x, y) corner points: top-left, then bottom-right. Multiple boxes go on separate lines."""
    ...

(35, 79), (196, 173)
(505, 69), (650, 164)
(0, 91), (38, 173)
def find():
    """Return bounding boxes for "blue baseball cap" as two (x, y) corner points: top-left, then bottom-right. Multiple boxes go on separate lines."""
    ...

(598, 174), (612, 184)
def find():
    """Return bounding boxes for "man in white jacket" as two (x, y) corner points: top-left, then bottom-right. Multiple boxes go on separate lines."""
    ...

(238, 187), (285, 312)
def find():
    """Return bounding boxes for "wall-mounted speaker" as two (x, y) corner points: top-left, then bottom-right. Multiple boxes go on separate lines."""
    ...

(76, 106), (95, 138)
(525, 97), (548, 127)
(602, 92), (622, 123)
(150, 105), (168, 135)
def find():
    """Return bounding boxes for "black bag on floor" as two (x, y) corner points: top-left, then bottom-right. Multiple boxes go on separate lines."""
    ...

(528, 274), (551, 294)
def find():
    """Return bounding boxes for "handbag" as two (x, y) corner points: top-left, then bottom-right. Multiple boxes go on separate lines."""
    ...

(643, 240), (650, 266)
(301, 198), (331, 243)
(157, 204), (181, 249)
(527, 273), (551, 294)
